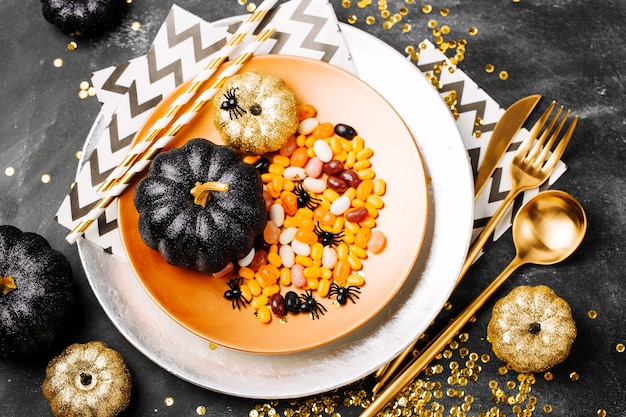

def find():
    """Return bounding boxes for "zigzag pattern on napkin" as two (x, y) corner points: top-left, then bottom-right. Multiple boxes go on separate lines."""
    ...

(414, 40), (566, 243)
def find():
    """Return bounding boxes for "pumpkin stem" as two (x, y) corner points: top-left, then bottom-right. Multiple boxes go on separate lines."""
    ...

(190, 181), (229, 208)
(528, 322), (542, 335)
(0, 275), (16, 297)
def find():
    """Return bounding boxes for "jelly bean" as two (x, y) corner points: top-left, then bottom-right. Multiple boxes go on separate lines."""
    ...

(349, 245), (367, 259)
(279, 135), (298, 157)
(282, 192), (298, 216)
(317, 279), (331, 298)
(357, 168), (376, 180)
(297, 104), (317, 121)
(374, 178), (387, 196)
(280, 266), (291, 286)
(303, 177), (326, 193)
(291, 264), (306, 288)
(347, 273), (366, 287)
(269, 203), (285, 227)
(240, 284), (252, 302)
(313, 139), (333, 162)
(333, 259), (351, 286)
(304, 267), (321, 279)
(279, 227), (297, 245)
(356, 147), (374, 161)
(313, 206), (336, 226)
(334, 123), (357, 139)
(339, 169), (361, 188)
(323, 159), (344, 176)
(262, 190), (273, 212)
(322, 245), (338, 269)
(268, 163), (285, 175)
(330, 195), (351, 215)
(355, 227), (372, 249)
(248, 279), (262, 296)
(270, 293), (287, 317)
(305, 156), (324, 178)
(290, 147), (309, 168)
(212, 262), (234, 278)
(283, 166), (307, 181)
(295, 255), (313, 267)
(279, 244), (295, 268)
(327, 175), (349, 193)
(345, 207), (368, 223)
(253, 157), (270, 174)
(356, 179), (375, 200)
(267, 252), (282, 268)
(238, 248), (255, 267)
(239, 266), (256, 280)
(249, 249), (268, 271)
(291, 239), (311, 256)
(310, 242), (324, 260)
(312, 122), (335, 140)
(257, 305), (272, 323)
(285, 291), (301, 313)
(263, 221), (280, 245)
(368, 230), (387, 253)
(295, 229), (318, 245)
(251, 295), (269, 310)
(298, 117), (319, 135)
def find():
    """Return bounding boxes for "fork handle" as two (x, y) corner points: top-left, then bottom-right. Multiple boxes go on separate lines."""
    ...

(457, 188), (521, 281)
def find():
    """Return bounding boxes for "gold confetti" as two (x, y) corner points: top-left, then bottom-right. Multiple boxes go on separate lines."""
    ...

(347, 14), (357, 23)
(616, 343), (625, 353)
(485, 63), (495, 73)
(41, 174), (51, 184)
(246, 2), (256, 12)
(79, 81), (90, 90)
(468, 26), (479, 35)
(588, 309), (598, 319)
(208, 343), (218, 350)
(544, 371), (553, 381)
(598, 409), (608, 417)
(440, 7), (450, 16)
(164, 397), (174, 406)
(499, 70), (509, 80)
(53, 58), (64, 68)
(78, 90), (89, 99)
(196, 405), (207, 415)
(75, 151), (82, 160)
(544, 404), (553, 413)
(366, 15), (376, 24)
(422, 4), (433, 13)
(569, 371), (579, 381)
(4, 167), (15, 176)
(342, 0), (351, 7)
(131, 21), (141, 31)
(67, 41), (78, 51)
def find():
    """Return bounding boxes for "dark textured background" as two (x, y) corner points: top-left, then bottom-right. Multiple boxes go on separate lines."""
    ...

(1, 0), (625, 416)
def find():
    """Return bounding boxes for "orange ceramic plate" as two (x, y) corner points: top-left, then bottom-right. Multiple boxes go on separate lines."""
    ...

(117, 55), (428, 354)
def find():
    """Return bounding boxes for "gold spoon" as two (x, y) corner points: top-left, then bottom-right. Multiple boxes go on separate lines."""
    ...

(362, 190), (587, 417)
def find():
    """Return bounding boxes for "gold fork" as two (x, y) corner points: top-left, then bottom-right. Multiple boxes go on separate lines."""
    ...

(371, 101), (578, 397)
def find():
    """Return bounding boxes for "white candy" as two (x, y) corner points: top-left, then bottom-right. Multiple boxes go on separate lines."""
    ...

(279, 227), (297, 245)
(322, 245), (338, 269)
(283, 166), (307, 181)
(330, 195), (351, 215)
(279, 245), (295, 268)
(313, 139), (333, 163)
(269, 203), (285, 227)
(303, 177), (326, 194)
(298, 117), (319, 135)
(237, 247), (255, 267)
(291, 239), (311, 256)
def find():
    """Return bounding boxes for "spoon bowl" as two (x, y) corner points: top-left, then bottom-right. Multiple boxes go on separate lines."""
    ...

(514, 190), (587, 264)
(364, 190), (587, 416)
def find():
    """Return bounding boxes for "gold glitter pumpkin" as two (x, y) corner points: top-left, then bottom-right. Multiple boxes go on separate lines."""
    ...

(213, 70), (298, 155)
(42, 341), (132, 417)
(487, 285), (576, 373)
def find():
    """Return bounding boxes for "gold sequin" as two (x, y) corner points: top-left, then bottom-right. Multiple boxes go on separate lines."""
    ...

(569, 371), (580, 381)
(588, 309), (598, 319)
(616, 343), (625, 353)
(131, 21), (141, 31)
(468, 26), (479, 35)
(53, 58), (63, 68)
(422, 4), (432, 13)
(196, 405), (207, 415)
(75, 151), (82, 160)
(598, 409), (608, 417)
(544, 371), (553, 381)
(485, 63), (495, 73)
(347, 14), (357, 23)
(4, 167), (15, 177)
(208, 343), (218, 350)
(342, 0), (351, 7)
(41, 174), (51, 184)
(164, 397), (174, 406)
(67, 41), (78, 51)
(499, 70), (509, 80)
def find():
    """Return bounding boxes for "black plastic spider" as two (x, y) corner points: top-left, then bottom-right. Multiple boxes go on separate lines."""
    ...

(299, 289), (327, 320)
(223, 277), (249, 310)
(220, 87), (247, 120)
(328, 282), (361, 305)
(314, 222), (344, 247)
(294, 182), (320, 210)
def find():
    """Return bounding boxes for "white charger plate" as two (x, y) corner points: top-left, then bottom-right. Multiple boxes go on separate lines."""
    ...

(77, 23), (473, 399)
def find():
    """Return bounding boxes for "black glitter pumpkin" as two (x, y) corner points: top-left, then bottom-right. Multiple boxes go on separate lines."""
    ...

(41, 0), (125, 36)
(0, 225), (76, 360)
(134, 139), (267, 274)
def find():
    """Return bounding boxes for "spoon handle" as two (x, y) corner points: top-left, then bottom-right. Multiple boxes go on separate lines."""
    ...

(362, 256), (524, 417)
(458, 188), (521, 282)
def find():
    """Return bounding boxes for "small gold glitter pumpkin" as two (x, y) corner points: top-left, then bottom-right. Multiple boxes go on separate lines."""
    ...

(42, 341), (132, 417)
(487, 285), (576, 373)
(213, 70), (298, 155)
